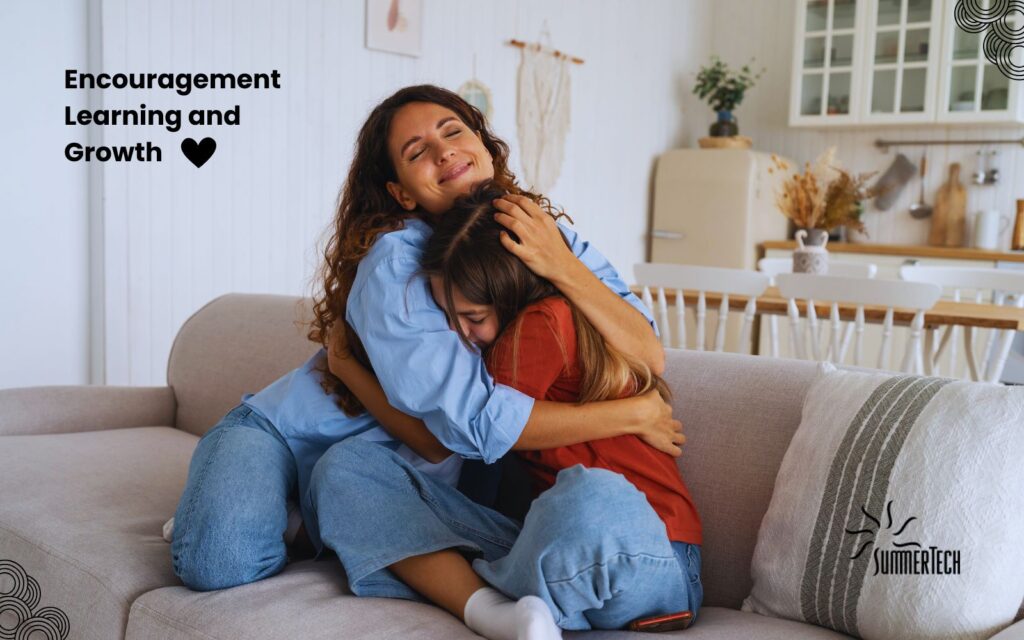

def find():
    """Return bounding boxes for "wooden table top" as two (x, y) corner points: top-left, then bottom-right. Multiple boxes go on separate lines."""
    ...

(630, 286), (1024, 331)
(761, 240), (1024, 263)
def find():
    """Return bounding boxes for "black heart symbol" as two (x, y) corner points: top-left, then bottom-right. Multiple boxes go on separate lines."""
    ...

(181, 137), (217, 168)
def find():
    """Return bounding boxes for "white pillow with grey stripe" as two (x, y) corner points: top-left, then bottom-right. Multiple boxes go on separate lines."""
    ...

(742, 364), (1024, 640)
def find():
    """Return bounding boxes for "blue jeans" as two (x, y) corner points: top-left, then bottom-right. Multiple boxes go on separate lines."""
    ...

(171, 404), (297, 591)
(309, 438), (703, 630)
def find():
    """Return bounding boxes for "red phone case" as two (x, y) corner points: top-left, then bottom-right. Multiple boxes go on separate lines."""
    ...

(628, 610), (694, 632)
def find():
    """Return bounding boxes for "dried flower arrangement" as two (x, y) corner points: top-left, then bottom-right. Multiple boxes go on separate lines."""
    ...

(768, 147), (885, 235)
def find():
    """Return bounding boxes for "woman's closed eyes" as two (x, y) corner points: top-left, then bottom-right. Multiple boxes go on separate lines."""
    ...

(409, 127), (462, 161)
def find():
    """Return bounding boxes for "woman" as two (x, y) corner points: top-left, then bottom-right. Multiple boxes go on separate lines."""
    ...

(170, 85), (679, 604)
(317, 181), (701, 639)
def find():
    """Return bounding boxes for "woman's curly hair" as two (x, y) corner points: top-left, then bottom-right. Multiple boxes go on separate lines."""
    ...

(309, 84), (558, 415)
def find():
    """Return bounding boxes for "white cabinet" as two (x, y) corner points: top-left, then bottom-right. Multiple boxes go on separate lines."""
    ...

(790, 0), (1024, 126)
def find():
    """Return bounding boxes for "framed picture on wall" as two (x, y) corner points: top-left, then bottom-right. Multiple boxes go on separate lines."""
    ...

(365, 0), (422, 57)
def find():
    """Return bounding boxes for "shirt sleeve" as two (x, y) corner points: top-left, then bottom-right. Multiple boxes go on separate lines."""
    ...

(559, 223), (659, 336)
(487, 305), (569, 400)
(347, 254), (534, 463)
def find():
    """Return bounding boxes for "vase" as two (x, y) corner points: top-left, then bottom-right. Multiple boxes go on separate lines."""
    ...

(793, 228), (829, 274)
(709, 110), (739, 137)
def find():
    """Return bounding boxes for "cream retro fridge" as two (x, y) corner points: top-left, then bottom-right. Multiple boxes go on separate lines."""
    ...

(648, 149), (791, 268)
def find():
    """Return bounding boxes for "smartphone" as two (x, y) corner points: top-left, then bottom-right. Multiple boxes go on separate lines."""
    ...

(628, 610), (694, 632)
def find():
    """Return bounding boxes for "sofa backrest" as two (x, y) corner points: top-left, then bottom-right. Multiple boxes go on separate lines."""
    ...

(167, 294), (320, 437)
(663, 350), (818, 609)
(166, 293), (821, 610)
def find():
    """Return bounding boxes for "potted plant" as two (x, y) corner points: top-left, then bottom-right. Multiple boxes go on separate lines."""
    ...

(769, 148), (881, 273)
(692, 56), (764, 141)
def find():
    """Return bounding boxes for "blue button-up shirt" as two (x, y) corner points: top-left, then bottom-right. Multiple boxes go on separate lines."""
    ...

(244, 218), (654, 550)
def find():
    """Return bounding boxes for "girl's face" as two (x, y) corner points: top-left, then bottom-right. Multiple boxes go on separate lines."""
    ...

(386, 102), (495, 215)
(429, 276), (500, 348)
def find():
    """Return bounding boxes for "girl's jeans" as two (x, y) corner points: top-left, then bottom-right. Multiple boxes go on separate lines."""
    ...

(171, 407), (703, 630)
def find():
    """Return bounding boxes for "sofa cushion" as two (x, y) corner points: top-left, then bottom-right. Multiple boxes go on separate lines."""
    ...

(663, 350), (819, 609)
(167, 294), (319, 438)
(0, 427), (197, 640)
(743, 365), (1024, 640)
(125, 560), (482, 640)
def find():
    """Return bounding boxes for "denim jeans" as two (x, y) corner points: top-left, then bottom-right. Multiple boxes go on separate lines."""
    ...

(171, 404), (298, 591)
(309, 437), (703, 630)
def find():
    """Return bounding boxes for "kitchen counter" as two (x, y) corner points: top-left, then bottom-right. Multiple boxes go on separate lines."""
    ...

(760, 241), (1024, 263)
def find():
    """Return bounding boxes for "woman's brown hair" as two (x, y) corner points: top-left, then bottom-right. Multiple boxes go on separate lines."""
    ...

(310, 85), (554, 415)
(421, 180), (669, 404)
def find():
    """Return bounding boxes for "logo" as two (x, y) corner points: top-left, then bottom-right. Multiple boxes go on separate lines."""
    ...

(954, 0), (1024, 80)
(845, 500), (961, 576)
(0, 559), (69, 639)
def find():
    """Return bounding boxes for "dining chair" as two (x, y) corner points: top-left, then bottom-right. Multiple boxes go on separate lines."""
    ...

(775, 273), (942, 373)
(899, 265), (1024, 382)
(757, 258), (878, 357)
(634, 263), (770, 353)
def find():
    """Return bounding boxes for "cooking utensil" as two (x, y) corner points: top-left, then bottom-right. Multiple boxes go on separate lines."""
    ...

(909, 154), (933, 219)
(873, 152), (916, 211)
(930, 163), (966, 247)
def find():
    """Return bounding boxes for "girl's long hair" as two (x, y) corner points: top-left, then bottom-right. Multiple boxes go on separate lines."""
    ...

(421, 181), (669, 404)
(310, 85), (554, 415)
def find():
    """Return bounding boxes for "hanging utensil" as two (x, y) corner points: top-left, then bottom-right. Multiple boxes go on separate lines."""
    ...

(909, 154), (933, 219)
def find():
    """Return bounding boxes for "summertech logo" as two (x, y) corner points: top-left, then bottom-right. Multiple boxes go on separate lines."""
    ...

(955, 0), (1024, 80)
(845, 500), (962, 577)
(0, 559), (69, 639)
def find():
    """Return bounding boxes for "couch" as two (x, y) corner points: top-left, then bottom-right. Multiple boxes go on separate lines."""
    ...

(2, 293), (1021, 640)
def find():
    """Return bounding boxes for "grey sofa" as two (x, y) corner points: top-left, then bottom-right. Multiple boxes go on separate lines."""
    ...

(1, 293), (1021, 640)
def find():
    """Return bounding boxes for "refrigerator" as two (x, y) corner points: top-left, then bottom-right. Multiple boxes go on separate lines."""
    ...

(648, 149), (791, 267)
(645, 149), (792, 352)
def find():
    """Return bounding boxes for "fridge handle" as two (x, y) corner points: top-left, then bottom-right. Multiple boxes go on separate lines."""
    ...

(652, 229), (686, 240)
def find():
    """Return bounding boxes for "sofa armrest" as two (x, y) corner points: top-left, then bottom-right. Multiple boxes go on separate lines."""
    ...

(991, 619), (1024, 640)
(0, 386), (177, 436)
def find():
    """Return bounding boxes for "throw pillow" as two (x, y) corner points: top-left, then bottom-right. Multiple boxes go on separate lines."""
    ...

(742, 364), (1024, 640)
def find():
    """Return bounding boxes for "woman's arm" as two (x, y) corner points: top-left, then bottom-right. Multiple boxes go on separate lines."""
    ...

(330, 320), (682, 457)
(492, 194), (665, 375)
(328, 326), (451, 463)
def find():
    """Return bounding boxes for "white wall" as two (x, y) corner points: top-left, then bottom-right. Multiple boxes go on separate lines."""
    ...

(710, 0), (1024, 248)
(92, 0), (712, 386)
(0, 0), (91, 388)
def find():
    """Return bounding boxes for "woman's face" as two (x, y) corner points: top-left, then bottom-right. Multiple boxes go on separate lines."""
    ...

(429, 276), (500, 349)
(386, 102), (495, 215)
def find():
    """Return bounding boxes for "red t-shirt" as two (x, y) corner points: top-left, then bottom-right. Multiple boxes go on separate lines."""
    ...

(485, 296), (702, 545)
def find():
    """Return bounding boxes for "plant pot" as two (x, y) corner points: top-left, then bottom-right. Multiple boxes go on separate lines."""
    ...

(709, 110), (739, 137)
(793, 228), (829, 274)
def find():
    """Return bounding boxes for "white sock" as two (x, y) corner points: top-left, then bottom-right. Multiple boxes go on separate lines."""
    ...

(464, 588), (561, 640)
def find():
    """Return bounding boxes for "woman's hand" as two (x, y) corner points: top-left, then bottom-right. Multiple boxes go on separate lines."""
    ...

(631, 390), (686, 457)
(493, 194), (577, 281)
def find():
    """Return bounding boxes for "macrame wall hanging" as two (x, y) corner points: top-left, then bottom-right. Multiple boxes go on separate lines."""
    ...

(508, 30), (583, 194)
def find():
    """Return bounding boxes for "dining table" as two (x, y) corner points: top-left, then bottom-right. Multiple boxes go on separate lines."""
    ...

(629, 285), (1024, 379)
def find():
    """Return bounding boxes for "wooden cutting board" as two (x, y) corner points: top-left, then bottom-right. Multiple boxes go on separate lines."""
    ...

(929, 163), (967, 247)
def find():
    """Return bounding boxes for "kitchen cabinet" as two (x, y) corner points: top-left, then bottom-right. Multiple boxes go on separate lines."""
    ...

(790, 0), (1024, 126)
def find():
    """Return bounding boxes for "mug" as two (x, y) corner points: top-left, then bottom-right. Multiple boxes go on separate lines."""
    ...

(973, 209), (1011, 250)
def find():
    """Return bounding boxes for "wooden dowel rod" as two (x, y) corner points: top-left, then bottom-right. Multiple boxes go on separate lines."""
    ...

(507, 39), (584, 64)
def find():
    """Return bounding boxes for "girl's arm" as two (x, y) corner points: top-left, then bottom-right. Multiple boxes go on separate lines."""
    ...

(492, 194), (665, 375)
(329, 324), (682, 457)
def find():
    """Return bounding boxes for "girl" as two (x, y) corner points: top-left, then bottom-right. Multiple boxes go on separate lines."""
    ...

(171, 85), (681, 602)
(319, 180), (702, 639)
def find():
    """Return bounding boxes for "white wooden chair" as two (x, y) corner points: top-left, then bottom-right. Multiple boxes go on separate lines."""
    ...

(775, 273), (942, 373)
(899, 265), (1024, 382)
(757, 258), (878, 357)
(634, 263), (770, 353)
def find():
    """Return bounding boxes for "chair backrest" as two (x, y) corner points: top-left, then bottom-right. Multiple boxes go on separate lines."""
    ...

(757, 257), (878, 281)
(776, 273), (942, 373)
(634, 263), (770, 353)
(900, 265), (1024, 382)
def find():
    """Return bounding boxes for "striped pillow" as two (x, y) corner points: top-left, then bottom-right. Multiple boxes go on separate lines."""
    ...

(742, 364), (1024, 640)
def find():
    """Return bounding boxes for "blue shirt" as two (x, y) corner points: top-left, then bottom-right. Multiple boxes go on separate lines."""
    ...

(244, 218), (654, 551)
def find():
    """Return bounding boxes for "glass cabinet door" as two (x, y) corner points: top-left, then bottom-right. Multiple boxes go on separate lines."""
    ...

(863, 0), (940, 120)
(795, 0), (861, 121)
(939, 6), (1017, 120)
